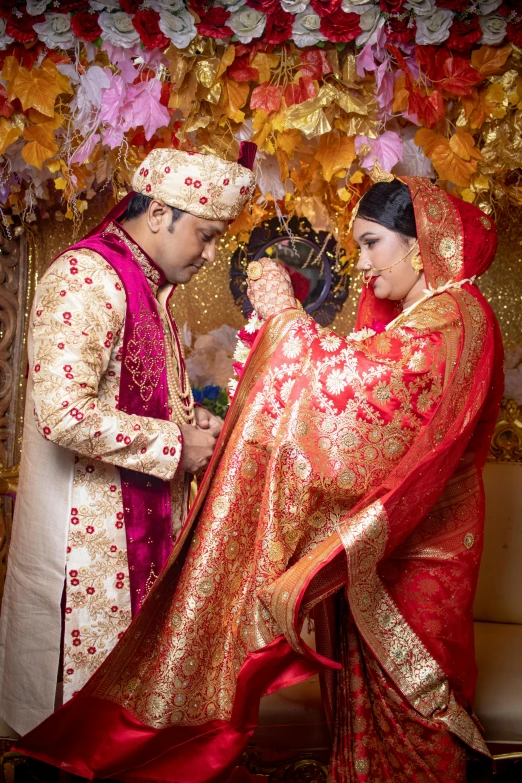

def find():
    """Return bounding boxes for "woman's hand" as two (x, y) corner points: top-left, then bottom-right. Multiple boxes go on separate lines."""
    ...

(247, 258), (300, 320)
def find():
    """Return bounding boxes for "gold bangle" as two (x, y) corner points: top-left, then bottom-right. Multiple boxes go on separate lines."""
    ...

(246, 261), (263, 281)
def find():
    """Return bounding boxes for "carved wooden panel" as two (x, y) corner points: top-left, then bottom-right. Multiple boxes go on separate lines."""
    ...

(0, 233), (33, 606)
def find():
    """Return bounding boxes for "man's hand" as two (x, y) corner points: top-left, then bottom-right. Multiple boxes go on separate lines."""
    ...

(179, 424), (217, 474)
(194, 406), (223, 437)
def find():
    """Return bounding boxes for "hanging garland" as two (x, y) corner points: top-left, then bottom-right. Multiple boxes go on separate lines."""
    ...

(0, 0), (521, 249)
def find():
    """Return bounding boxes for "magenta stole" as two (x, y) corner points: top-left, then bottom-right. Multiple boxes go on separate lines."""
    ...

(66, 222), (174, 617)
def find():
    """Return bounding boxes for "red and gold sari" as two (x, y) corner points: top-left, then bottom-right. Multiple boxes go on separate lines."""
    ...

(18, 178), (503, 782)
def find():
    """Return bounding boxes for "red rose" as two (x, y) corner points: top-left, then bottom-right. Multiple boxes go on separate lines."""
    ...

(6, 11), (42, 45)
(386, 15), (416, 44)
(71, 10), (102, 42)
(380, 0), (405, 12)
(246, 0), (280, 11)
(507, 21), (522, 48)
(436, 0), (468, 9)
(56, 0), (89, 11)
(132, 9), (169, 50)
(447, 16), (482, 52)
(265, 7), (293, 45)
(319, 9), (361, 42)
(196, 7), (233, 39)
(310, 0), (343, 17)
(119, 0), (141, 12)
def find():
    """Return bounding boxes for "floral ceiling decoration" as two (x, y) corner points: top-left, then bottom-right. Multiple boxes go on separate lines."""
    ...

(0, 0), (521, 257)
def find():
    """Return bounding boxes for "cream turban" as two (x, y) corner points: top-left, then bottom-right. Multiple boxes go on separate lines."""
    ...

(132, 147), (256, 221)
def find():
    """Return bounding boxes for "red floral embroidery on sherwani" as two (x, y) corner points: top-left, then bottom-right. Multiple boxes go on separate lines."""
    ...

(18, 180), (503, 783)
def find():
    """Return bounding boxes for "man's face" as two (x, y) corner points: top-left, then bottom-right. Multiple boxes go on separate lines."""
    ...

(149, 203), (227, 285)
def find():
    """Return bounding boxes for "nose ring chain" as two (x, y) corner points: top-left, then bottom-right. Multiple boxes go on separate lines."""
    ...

(363, 241), (420, 288)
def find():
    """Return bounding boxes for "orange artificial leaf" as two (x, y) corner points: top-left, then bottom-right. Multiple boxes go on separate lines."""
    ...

(392, 73), (409, 113)
(1, 56), (20, 85)
(277, 129), (302, 157)
(449, 130), (483, 162)
(0, 118), (22, 156)
(429, 138), (477, 187)
(471, 45), (511, 77)
(250, 82), (283, 114)
(414, 128), (446, 157)
(315, 131), (355, 182)
(40, 58), (72, 96)
(223, 79), (249, 122)
(22, 124), (58, 169)
(13, 67), (62, 117)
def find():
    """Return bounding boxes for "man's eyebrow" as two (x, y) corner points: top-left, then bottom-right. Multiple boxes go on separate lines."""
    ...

(204, 225), (225, 235)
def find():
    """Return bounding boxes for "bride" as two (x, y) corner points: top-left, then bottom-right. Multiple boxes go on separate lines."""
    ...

(18, 173), (503, 783)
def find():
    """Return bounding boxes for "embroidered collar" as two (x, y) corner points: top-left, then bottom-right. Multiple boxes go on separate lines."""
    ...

(103, 221), (166, 286)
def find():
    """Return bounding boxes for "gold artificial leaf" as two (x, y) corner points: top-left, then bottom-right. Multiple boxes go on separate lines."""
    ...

(315, 131), (355, 181)
(54, 177), (67, 190)
(0, 118), (22, 156)
(22, 124), (58, 169)
(350, 170), (364, 184)
(217, 45), (235, 78)
(460, 188), (475, 202)
(195, 58), (220, 89)
(283, 106), (331, 138)
(251, 53), (280, 84)
(337, 90), (368, 116)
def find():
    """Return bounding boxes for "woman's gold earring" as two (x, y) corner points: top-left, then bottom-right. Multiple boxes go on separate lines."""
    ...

(411, 250), (423, 274)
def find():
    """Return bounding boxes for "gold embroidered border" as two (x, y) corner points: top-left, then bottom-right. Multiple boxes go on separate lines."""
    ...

(105, 221), (162, 285)
(402, 177), (464, 286)
(340, 501), (489, 757)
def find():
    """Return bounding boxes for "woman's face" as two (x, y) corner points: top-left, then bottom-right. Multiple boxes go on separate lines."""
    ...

(354, 216), (424, 302)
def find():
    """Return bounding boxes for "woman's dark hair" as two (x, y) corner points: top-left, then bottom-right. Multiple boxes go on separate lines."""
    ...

(357, 180), (417, 240)
(120, 193), (184, 233)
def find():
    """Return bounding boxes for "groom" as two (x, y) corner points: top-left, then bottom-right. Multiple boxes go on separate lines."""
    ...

(0, 144), (257, 737)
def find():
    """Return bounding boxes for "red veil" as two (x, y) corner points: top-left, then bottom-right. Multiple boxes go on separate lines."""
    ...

(17, 179), (503, 782)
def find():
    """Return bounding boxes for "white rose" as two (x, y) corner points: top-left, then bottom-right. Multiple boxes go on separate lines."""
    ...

(415, 8), (453, 45)
(0, 19), (14, 51)
(404, 0), (436, 17)
(98, 11), (141, 48)
(479, 13), (507, 45)
(229, 8), (266, 44)
(282, 0), (309, 12)
(356, 7), (383, 46)
(149, 0), (185, 11)
(89, 0), (121, 10)
(27, 0), (50, 15)
(478, 0), (502, 14)
(33, 13), (75, 50)
(292, 11), (327, 48)
(216, 0), (247, 13)
(159, 10), (197, 49)
(342, 0), (377, 13)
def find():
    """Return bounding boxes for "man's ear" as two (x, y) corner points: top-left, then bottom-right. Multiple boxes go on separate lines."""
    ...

(147, 200), (170, 234)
